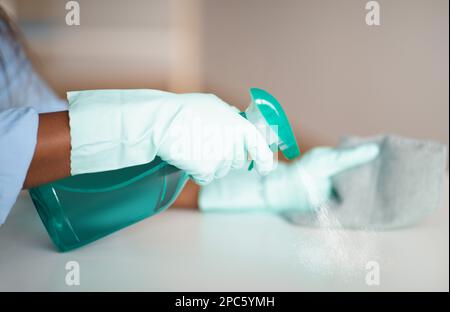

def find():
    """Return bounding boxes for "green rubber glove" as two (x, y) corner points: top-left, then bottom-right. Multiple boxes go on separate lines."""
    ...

(199, 143), (380, 213)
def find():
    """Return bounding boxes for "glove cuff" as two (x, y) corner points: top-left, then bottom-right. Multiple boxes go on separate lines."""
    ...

(67, 89), (179, 175)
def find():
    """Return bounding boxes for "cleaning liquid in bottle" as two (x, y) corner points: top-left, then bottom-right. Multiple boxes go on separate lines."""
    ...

(29, 88), (300, 251)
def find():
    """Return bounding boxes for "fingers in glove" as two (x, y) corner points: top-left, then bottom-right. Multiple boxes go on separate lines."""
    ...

(214, 159), (233, 179)
(326, 143), (380, 176)
(244, 124), (274, 176)
(191, 173), (215, 186)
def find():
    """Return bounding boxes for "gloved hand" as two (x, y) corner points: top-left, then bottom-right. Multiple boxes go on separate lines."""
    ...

(68, 89), (273, 185)
(199, 144), (380, 212)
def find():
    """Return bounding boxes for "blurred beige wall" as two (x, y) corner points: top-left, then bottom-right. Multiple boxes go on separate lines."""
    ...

(8, 0), (202, 94)
(201, 0), (449, 147)
(3, 0), (448, 148)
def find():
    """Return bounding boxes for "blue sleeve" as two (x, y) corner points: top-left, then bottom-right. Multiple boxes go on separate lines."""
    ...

(0, 21), (67, 113)
(0, 107), (38, 224)
(0, 19), (67, 224)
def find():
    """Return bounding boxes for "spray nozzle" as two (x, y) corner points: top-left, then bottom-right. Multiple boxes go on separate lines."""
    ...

(241, 88), (300, 170)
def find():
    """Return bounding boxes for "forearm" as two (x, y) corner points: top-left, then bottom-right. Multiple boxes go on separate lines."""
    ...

(173, 180), (200, 209)
(23, 111), (71, 188)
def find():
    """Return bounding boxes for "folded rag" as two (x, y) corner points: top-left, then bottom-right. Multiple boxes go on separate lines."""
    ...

(283, 135), (448, 230)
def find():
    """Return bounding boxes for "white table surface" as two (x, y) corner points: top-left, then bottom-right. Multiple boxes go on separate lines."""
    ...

(0, 176), (448, 292)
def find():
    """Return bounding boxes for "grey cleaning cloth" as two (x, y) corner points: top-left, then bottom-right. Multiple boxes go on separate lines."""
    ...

(283, 135), (448, 230)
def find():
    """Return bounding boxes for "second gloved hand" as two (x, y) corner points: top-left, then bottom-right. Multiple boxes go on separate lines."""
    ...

(267, 144), (380, 212)
(199, 144), (380, 212)
(68, 89), (273, 185)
